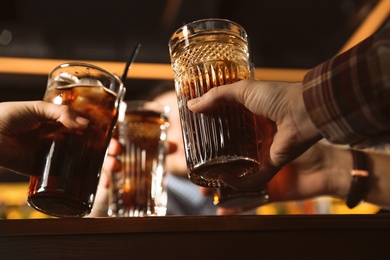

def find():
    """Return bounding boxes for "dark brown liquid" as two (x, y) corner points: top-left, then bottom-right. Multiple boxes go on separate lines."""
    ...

(109, 110), (168, 217)
(176, 60), (259, 188)
(27, 85), (118, 217)
(213, 185), (269, 208)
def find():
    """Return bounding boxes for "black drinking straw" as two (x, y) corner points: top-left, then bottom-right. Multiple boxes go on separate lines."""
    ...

(121, 43), (142, 82)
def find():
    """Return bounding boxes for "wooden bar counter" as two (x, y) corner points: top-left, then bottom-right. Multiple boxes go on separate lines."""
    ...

(1, 214), (390, 259)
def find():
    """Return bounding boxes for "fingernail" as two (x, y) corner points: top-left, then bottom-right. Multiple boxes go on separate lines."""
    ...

(75, 116), (90, 126)
(187, 98), (200, 108)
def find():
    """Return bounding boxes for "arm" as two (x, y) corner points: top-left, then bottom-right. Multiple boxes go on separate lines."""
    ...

(303, 20), (390, 147)
(215, 143), (390, 215)
(268, 142), (390, 208)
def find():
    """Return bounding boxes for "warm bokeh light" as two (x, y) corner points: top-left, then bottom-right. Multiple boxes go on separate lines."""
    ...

(338, 0), (390, 54)
(0, 57), (308, 82)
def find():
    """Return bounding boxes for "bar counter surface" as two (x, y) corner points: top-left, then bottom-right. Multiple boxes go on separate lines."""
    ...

(1, 214), (390, 259)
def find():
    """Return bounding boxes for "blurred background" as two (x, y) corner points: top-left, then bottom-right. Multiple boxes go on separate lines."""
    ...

(0, 0), (387, 218)
(1, 0), (383, 98)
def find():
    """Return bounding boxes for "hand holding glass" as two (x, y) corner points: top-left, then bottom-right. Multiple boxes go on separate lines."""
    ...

(27, 62), (124, 217)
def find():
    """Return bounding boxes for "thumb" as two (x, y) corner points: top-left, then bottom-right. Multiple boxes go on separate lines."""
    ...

(32, 101), (89, 129)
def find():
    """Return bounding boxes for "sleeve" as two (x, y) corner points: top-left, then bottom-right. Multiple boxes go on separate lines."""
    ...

(302, 20), (390, 147)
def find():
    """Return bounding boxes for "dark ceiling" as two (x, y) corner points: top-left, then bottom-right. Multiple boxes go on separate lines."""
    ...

(0, 0), (384, 181)
(0, 0), (380, 67)
(0, 0), (382, 100)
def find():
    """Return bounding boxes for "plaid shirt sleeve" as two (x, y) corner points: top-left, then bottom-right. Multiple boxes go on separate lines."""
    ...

(302, 20), (390, 147)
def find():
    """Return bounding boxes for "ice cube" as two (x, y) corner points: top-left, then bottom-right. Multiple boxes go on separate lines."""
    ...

(55, 72), (79, 84)
(78, 78), (103, 87)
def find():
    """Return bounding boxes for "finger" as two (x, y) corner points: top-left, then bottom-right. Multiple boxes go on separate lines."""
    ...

(199, 187), (214, 196)
(101, 154), (121, 189)
(102, 155), (121, 172)
(32, 101), (89, 129)
(217, 207), (242, 215)
(167, 141), (178, 154)
(187, 80), (248, 112)
(98, 170), (110, 189)
(216, 205), (259, 215)
(107, 138), (121, 156)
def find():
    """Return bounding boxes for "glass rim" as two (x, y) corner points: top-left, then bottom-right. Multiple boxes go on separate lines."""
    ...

(168, 18), (247, 52)
(49, 62), (123, 85)
(48, 62), (125, 98)
(118, 100), (170, 122)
